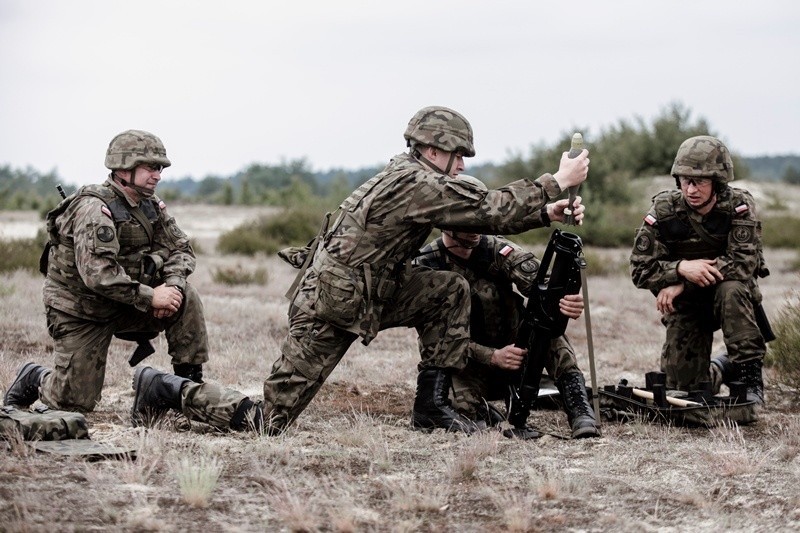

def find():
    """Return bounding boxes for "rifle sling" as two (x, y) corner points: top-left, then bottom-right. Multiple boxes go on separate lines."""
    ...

(685, 213), (726, 249)
(129, 206), (155, 245)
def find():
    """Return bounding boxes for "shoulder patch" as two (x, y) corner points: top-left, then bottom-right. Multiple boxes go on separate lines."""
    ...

(644, 214), (657, 226)
(634, 234), (653, 254)
(732, 225), (753, 243)
(499, 245), (513, 257)
(96, 225), (115, 243)
(519, 260), (538, 273)
(158, 200), (167, 210)
(100, 205), (112, 218)
(735, 203), (749, 214)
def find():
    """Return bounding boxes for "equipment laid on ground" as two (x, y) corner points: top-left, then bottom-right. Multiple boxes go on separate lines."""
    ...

(599, 371), (758, 427)
(1, 405), (136, 460)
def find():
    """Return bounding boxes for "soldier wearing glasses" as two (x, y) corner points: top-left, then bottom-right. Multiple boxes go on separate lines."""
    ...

(630, 136), (769, 406)
(4, 130), (208, 413)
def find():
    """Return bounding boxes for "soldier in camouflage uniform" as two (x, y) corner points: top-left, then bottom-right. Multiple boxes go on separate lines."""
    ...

(630, 135), (768, 405)
(3, 130), (208, 413)
(131, 106), (590, 434)
(414, 196), (599, 439)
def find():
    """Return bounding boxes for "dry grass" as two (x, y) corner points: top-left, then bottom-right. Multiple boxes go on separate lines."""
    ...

(1, 206), (800, 531)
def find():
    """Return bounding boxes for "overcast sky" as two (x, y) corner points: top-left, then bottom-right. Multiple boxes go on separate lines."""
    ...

(1, 1), (798, 186)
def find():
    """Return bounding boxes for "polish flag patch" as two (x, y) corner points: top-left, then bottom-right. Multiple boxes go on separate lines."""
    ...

(100, 205), (112, 218)
(735, 203), (749, 214)
(644, 214), (657, 225)
(499, 245), (514, 256)
(158, 200), (167, 210)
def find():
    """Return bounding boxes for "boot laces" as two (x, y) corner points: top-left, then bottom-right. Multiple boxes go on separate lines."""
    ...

(564, 379), (591, 417)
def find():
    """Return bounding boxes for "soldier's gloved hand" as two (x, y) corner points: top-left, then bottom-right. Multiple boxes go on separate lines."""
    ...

(152, 284), (183, 315)
(656, 283), (684, 314)
(559, 293), (584, 319)
(677, 259), (723, 287)
(553, 149), (589, 189)
(490, 345), (527, 371)
(549, 196), (585, 225)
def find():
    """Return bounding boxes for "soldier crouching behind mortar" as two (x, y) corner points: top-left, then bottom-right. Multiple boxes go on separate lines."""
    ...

(3, 130), (208, 414)
(630, 135), (770, 407)
(130, 106), (589, 435)
(414, 206), (600, 439)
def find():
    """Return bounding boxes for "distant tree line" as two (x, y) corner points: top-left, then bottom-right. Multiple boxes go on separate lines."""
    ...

(3, 102), (799, 213)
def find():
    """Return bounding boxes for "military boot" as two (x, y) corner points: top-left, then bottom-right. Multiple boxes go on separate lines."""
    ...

(230, 398), (265, 433)
(4, 363), (50, 408)
(173, 363), (204, 383)
(411, 369), (480, 434)
(734, 360), (765, 406)
(709, 352), (732, 394)
(557, 372), (600, 439)
(131, 366), (190, 427)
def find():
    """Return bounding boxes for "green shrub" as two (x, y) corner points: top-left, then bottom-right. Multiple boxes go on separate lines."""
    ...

(762, 215), (800, 249)
(0, 236), (43, 274)
(212, 264), (269, 286)
(217, 208), (324, 256)
(765, 298), (800, 390)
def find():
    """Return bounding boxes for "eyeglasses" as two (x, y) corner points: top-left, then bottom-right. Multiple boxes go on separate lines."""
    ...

(142, 164), (164, 173)
(678, 176), (711, 188)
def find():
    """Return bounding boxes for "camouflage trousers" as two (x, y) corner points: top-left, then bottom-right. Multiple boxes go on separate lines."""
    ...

(40, 283), (209, 412)
(660, 280), (765, 391)
(451, 335), (580, 417)
(173, 268), (472, 433)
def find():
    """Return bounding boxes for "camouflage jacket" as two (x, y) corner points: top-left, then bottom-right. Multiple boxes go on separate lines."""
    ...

(43, 178), (195, 320)
(415, 235), (539, 364)
(630, 186), (766, 296)
(294, 152), (561, 344)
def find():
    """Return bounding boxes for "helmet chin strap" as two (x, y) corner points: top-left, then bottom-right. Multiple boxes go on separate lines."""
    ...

(413, 148), (457, 176)
(112, 169), (155, 198)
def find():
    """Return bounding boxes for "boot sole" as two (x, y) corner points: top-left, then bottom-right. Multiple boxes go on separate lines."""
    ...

(572, 426), (601, 439)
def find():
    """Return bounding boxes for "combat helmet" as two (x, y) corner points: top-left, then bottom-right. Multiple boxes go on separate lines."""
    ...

(404, 106), (476, 157)
(671, 135), (734, 184)
(105, 130), (171, 170)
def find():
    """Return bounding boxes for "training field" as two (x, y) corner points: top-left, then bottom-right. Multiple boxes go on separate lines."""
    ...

(1, 205), (800, 532)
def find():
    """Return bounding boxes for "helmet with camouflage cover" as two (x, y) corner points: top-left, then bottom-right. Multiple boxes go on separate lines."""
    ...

(404, 106), (476, 157)
(104, 130), (172, 170)
(670, 135), (734, 184)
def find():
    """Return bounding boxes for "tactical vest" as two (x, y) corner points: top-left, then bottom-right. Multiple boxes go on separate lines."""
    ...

(654, 188), (768, 278)
(43, 184), (162, 302)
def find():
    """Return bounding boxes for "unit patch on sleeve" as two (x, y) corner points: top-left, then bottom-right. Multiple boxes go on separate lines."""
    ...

(499, 245), (513, 257)
(732, 226), (753, 243)
(96, 226), (115, 243)
(634, 234), (653, 253)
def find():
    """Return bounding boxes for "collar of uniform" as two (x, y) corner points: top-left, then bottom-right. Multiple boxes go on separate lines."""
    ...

(105, 177), (141, 207)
